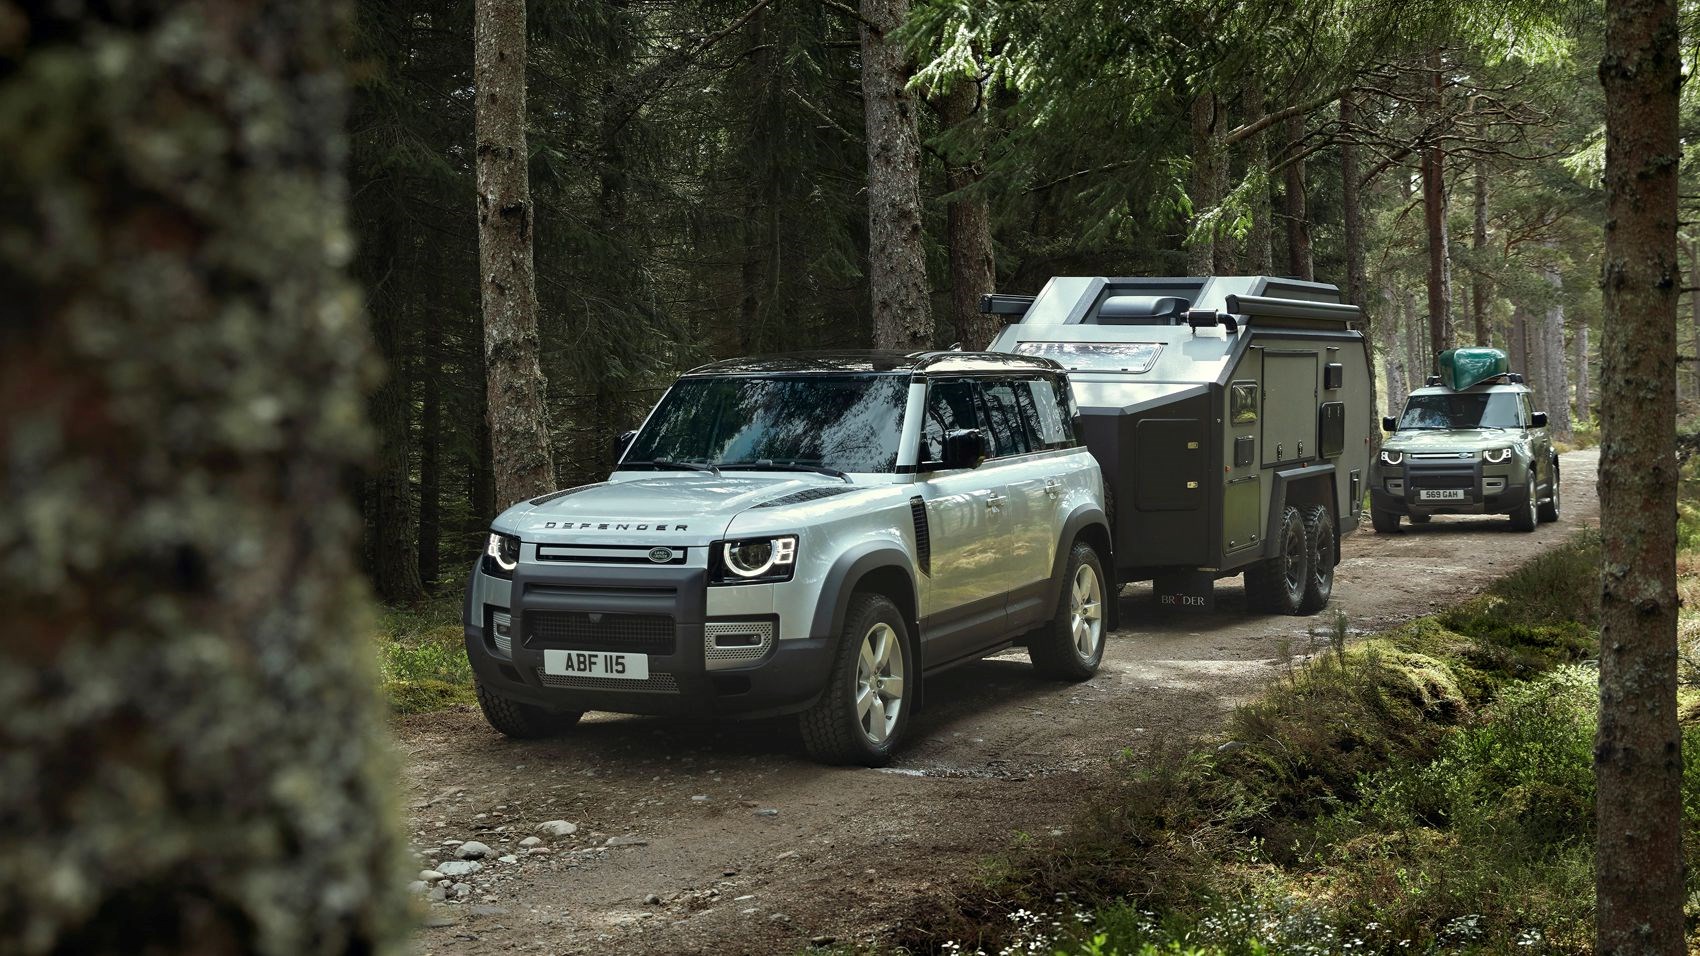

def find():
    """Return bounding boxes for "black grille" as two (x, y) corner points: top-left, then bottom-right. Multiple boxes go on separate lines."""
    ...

(1408, 471), (1476, 490)
(909, 496), (931, 575)
(525, 611), (676, 655)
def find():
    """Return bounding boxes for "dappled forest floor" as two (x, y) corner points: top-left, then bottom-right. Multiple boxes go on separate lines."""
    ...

(379, 451), (1599, 955)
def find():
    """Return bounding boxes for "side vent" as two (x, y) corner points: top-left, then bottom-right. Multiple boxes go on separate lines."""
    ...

(530, 484), (603, 506)
(908, 496), (931, 575)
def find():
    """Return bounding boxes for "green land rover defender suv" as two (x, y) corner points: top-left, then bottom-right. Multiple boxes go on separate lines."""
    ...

(1371, 369), (1559, 534)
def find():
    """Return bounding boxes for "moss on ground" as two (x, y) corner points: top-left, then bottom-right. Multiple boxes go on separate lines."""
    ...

(375, 594), (474, 714)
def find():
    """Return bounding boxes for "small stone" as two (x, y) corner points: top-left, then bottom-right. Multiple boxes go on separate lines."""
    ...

(690, 795), (710, 802)
(769, 912), (791, 923)
(408, 880), (430, 894)
(723, 868), (737, 877)
(526, 847), (552, 856)
(775, 850), (797, 860)
(419, 869), (445, 882)
(740, 908), (759, 916)
(448, 882), (472, 901)
(606, 835), (648, 847)
(497, 854), (518, 864)
(734, 894), (755, 902)
(810, 936), (837, 947)
(537, 820), (578, 838)
(438, 860), (483, 878)
(428, 887), (447, 902)
(470, 905), (508, 917)
(519, 836), (542, 848)
(425, 915), (455, 928)
(644, 894), (662, 905)
(754, 808), (779, 817)
(456, 841), (493, 860)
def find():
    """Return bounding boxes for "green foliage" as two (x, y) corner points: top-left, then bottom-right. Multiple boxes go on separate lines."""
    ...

(375, 595), (474, 714)
(904, 533), (1610, 955)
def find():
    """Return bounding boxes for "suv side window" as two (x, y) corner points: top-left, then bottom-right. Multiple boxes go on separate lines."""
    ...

(1517, 392), (1533, 427)
(1021, 376), (1075, 448)
(920, 378), (981, 465)
(979, 379), (1040, 458)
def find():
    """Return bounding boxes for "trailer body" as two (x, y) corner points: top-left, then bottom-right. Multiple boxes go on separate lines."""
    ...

(987, 276), (1372, 608)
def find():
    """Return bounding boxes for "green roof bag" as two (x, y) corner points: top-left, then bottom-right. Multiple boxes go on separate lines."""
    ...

(1436, 347), (1509, 391)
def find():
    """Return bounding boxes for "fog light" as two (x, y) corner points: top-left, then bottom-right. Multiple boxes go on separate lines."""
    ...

(1386, 479), (1404, 495)
(491, 608), (512, 655)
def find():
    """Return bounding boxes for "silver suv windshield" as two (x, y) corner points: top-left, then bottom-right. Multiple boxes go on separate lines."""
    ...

(1398, 392), (1523, 430)
(624, 374), (910, 474)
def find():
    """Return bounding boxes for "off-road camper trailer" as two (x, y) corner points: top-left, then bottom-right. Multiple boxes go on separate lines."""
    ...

(986, 276), (1372, 614)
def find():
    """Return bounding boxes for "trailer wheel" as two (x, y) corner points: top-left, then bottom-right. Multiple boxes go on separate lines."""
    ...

(1246, 505), (1310, 615)
(1298, 504), (1335, 614)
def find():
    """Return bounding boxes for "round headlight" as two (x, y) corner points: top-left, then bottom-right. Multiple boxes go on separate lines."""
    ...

(723, 536), (797, 578)
(1483, 447), (1512, 463)
(486, 532), (520, 572)
(1379, 450), (1403, 466)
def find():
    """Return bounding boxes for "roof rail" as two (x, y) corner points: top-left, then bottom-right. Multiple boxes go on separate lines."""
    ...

(980, 293), (1036, 321)
(1222, 294), (1361, 323)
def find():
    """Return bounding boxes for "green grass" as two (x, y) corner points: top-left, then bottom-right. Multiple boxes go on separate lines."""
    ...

(375, 593), (475, 714)
(899, 530), (1674, 956)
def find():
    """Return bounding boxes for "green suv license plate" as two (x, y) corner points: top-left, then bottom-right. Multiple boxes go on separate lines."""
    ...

(543, 649), (650, 680)
(1417, 489), (1466, 501)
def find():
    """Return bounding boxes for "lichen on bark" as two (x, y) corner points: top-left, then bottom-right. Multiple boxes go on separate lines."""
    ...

(0, 3), (408, 953)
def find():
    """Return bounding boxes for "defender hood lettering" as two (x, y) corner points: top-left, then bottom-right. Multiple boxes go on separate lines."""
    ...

(504, 475), (843, 543)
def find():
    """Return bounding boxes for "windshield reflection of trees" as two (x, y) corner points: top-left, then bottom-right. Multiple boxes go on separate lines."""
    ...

(628, 375), (907, 472)
(1399, 393), (1521, 430)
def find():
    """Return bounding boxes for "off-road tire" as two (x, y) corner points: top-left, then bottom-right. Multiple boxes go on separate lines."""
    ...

(1370, 508), (1401, 533)
(1298, 504), (1336, 615)
(1029, 541), (1108, 681)
(1510, 477), (1538, 532)
(1246, 505), (1311, 615)
(476, 680), (583, 739)
(1538, 460), (1560, 523)
(799, 593), (913, 767)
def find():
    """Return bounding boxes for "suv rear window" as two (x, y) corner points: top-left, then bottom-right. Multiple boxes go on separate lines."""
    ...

(626, 374), (909, 473)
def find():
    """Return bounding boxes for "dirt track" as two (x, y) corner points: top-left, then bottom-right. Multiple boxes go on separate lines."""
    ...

(397, 448), (1599, 955)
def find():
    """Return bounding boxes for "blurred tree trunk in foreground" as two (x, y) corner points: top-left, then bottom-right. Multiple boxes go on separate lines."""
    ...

(1595, 0), (1683, 951)
(861, 0), (932, 349)
(0, 2), (405, 954)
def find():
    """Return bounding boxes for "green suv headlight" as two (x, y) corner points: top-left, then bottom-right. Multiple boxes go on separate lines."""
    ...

(714, 535), (798, 583)
(1482, 447), (1512, 464)
(1379, 449), (1403, 466)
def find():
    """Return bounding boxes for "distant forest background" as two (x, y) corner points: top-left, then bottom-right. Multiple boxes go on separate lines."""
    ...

(349, 0), (1653, 602)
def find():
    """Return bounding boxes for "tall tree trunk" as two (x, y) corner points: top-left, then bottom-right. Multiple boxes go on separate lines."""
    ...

(1509, 304), (1529, 377)
(0, 1), (405, 952)
(476, 0), (556, 506)
(1382, 281), (1408, 415)
(1574, 321), (1592, 422)
(418, 310), (442, 588)
(370, 298), (425, 602)
(861, 0), (932, 349)
(1241, 78), (1273, 274)
(1404, 287), (1426, 379)
(936, 80), (999, 349)
(1596, 0), (1683, 951)
(1541, 262), (1573, 441)
(1471, 158), (1490, 346)
(1339, 95), (1375, 454)
(1688, 239), (1700, 400)
(1282, 114), (1313, 280)
(1187, 91), (1224, 275)
(1422, 58), (1453, 359)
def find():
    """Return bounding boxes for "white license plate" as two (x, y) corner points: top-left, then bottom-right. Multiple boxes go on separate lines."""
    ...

(543, 649), (650, 680)
(1418, 489), (1467, 501)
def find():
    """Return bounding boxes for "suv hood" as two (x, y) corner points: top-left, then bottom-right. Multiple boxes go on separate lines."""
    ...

(498, 474), (849, 545)
(1384, 427), (1515, 453)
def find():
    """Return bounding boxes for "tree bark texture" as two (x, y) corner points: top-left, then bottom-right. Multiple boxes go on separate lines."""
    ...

(1510, 303), (1530, 378)
(861, 0), (932, 350)
(1422, 60), (1453, 359)
(0, 3), (407, 953)
(1187, 91), (1225, 275)
(1471, 159), (1490, 346)
(1540, 262), (1573, 441)
(1338, 95), (1376, 455)
(1240, 79), (1273, 275)
(937, 79), (999, 350)
(1688, 240), (1700, 400)
(1405, 287), (1427, 379)
(369, 295), (426, 602)
(1282, 114), (1313, 281)
(1574, 321), (1592, 422)
(418, 312), (442, 588)
(1382, 283), (1409, 415)
(1596, 0), (1684, 951)
(476, 0), (557, 507)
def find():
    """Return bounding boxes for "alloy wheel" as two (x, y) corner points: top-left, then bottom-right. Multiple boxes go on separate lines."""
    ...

(1070, 562), (1104, 660)
(855, 623), (904, 744)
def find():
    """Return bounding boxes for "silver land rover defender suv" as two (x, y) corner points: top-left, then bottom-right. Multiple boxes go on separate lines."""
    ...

(463, 351), (1113, 765)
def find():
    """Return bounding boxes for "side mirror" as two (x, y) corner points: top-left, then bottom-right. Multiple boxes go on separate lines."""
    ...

(1381, 415), (1398, 432)
(942, 428), (986, 470)
(1531, 411), (1549, 428)
(611, 429), (637, 463)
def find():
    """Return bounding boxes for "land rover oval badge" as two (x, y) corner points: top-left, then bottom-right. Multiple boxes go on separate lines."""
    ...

(648, 547), (674, 564)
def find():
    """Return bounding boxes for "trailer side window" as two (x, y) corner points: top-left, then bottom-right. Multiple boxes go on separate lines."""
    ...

(1231, 382), (1259, 425)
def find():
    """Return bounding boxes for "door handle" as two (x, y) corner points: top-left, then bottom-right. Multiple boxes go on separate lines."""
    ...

(1044, 479), (1061, 498)
(986, 494), (1006, 510)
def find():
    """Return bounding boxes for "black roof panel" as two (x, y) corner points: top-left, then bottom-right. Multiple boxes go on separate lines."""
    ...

(686, 350), (1062, 376)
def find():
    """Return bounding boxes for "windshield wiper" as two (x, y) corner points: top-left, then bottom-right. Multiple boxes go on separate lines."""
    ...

(640, 458), (722, 476)
(720, 460), (852, 483)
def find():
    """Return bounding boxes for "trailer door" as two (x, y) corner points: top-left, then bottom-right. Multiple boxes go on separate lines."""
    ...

(1261, 351), (1318, 467)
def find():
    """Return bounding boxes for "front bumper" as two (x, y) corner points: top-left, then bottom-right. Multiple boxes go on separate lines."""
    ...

(1370, 458), (1528, 516)
(461, 560), (834, 719)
